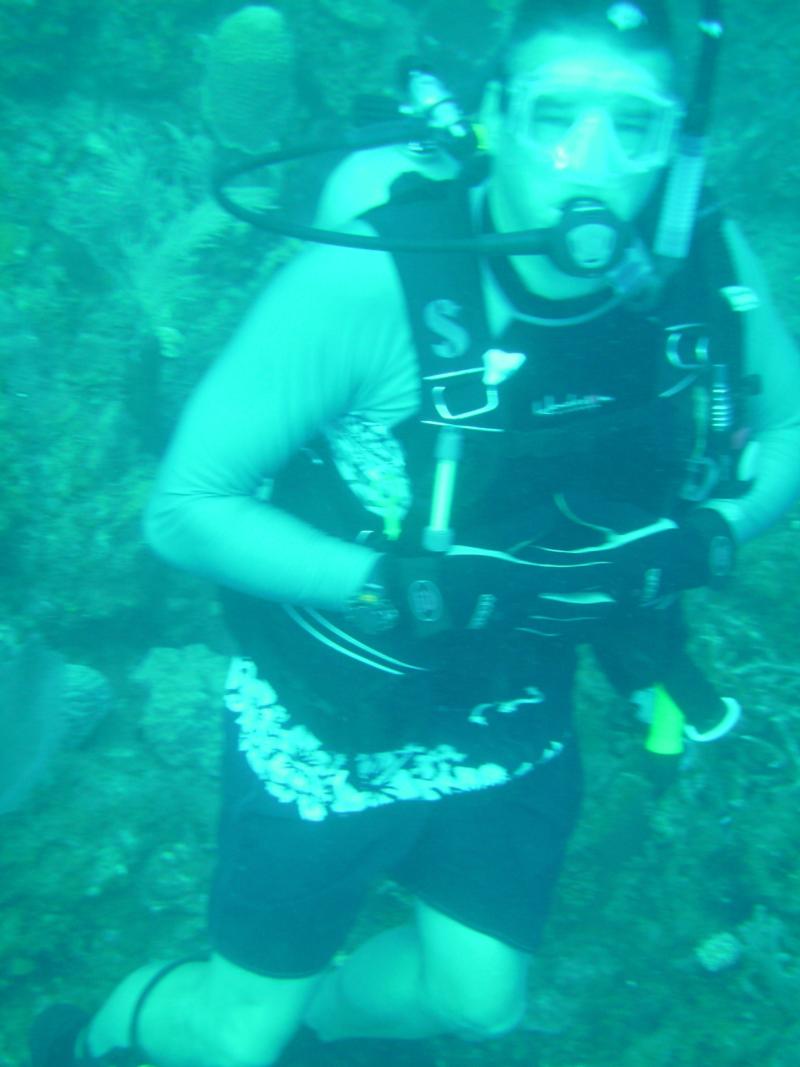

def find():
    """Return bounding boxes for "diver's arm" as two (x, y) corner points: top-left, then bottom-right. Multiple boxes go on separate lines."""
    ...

(702, 220), (800, 542)
(144, 242), (418, 610)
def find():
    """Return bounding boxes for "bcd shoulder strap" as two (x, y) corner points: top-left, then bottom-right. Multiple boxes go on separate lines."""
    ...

(363, 176), (491, 372)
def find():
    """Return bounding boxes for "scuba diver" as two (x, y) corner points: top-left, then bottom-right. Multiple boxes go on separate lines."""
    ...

(31, 1), (800, 1066)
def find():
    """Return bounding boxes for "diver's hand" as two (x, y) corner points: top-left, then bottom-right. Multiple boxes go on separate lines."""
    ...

(347, 544), (616, 640)
(553, 496), (736, 608)
(344, 502), (733, 638)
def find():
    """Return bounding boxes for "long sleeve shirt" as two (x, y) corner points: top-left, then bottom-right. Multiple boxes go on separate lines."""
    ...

(144, 221), (800, 610)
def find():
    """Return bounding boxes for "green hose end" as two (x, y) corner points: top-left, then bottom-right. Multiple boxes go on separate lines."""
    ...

(645, 684), (686, 755)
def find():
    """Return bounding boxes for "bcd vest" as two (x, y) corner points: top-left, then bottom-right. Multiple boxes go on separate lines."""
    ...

(223, 179), (760, 753)
(272, 178), (758, 556)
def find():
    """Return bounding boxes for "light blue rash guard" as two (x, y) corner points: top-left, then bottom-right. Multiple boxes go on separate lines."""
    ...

(144, 221), (800, 610)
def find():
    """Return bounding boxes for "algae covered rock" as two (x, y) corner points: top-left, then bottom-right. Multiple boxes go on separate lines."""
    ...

(134, 643), (227, 778)
(318, 0), (395, 28)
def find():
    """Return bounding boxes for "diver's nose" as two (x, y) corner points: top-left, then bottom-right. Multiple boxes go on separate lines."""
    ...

(557, 109), (620, 185)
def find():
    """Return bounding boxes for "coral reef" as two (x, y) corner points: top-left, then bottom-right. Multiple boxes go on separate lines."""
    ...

(133, 644), (228, 778)
(694, 930), (743, 973)
(201, 5), (296, 153)
(317, 0), (396, 28)
(708, 0), (800, 332)
(62, 663), (113, 748)
(281, 0), (417, 117)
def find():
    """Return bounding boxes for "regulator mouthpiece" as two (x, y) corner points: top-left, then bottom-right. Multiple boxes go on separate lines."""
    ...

(547, 198), (629, 275)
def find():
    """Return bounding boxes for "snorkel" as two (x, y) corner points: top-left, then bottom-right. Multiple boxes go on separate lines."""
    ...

(213, 1), (724, 274)
(654, 0), (723, 261)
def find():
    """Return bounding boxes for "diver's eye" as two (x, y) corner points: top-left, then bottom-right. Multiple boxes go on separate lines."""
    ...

(616, 110), (649, 132)
(531, 94), (580, 145)
(609, 95), (657, 153)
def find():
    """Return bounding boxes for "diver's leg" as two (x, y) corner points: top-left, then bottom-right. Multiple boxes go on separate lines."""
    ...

(85, 954), (320, 1067)
(306, 737), (580, 1046)
(305, 899), (529, 1042)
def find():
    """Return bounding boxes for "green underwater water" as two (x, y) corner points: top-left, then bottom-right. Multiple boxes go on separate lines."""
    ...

(1, 1), (799, 1065)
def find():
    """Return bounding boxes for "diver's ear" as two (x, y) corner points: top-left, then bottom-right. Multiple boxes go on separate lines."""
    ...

(478, 80), (504, 155)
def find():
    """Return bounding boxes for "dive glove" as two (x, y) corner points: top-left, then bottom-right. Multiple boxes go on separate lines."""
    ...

(549, 495), (736, 609)
(348, 542), (617, 640)
(345, 498), (734, 639)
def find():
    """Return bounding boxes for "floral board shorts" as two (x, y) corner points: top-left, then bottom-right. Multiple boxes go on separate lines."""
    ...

(208, 655), (584, 977)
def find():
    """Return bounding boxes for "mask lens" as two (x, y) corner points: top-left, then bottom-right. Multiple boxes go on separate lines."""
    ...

(510, 76), (680, 175)
(529, 90), (582, 150)
(610, 94), (667, 160)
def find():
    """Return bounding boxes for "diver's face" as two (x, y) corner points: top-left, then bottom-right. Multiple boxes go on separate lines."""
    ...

(485, 32), (679, 231)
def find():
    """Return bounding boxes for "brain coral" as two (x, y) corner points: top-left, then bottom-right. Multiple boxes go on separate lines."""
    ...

(201, 5), (295, 154)
(694, 931), (743, 973)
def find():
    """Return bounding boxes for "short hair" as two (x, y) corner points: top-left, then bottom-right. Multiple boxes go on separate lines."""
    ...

(501, 0), (675, 75)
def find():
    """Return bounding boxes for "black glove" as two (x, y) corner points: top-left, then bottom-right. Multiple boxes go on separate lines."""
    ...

(345, 498), (734, 640)
(550, 494), (736, 609)
(349, 541), (617, 640)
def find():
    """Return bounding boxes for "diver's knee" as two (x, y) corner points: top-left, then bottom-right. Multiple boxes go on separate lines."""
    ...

(423, 982), (527, 1041)
(185, 954), (317, 1067)
(192, 1015), (291, 1067)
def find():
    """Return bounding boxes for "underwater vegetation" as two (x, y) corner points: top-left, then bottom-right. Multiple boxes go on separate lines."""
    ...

(0, 1), (798, 1065)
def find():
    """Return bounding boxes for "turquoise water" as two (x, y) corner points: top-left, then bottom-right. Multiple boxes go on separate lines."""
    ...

(1, 2), (799, 1064)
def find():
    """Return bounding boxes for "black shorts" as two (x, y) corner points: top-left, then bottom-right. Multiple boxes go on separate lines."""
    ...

(209, 708), (583, 978)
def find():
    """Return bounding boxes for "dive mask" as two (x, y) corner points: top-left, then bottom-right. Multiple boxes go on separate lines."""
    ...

(505, 71), (682, 183)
